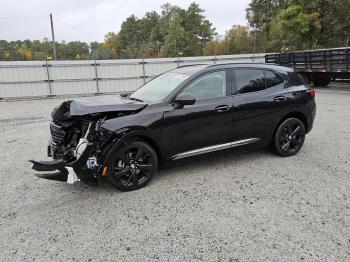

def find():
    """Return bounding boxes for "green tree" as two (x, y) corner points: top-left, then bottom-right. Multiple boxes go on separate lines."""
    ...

(118, 2), (215, 58)
(103, 32), (120, 58)
(0, 40), (10, 60)
(182, 2), (215, 56)
(314, 0), (350, 48)
(273, 4), (321, 50)
(118, 15), (143, 58)
(223, 25), (253, 54)
(203, 26), (261, 56)
(247, 0), (350, 51)
(63, 41), (89, 59)
(247, 0), (287, 51)
(161, 12), (186, 56)
(17, 44), (33, 60)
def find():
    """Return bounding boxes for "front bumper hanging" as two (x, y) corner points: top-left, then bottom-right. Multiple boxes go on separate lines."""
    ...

(30, 143), (99, 186)
(29, 159), (68, 181)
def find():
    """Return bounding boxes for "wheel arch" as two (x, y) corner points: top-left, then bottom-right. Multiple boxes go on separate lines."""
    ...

(103, 128), (165, 167)
(128, 134), (163, 164)
(272, 111), (308, 142)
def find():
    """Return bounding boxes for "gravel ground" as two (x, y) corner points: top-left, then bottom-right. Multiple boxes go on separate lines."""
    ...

(0, 83), (349, 261)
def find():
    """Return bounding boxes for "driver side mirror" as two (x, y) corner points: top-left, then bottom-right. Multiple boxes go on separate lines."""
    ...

(173, 92), (196, 109)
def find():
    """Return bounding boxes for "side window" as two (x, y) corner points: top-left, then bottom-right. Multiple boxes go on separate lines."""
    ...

(234, 69), (265, 94)
(264, 70), (284, 88)
(183, 71), (226, 100)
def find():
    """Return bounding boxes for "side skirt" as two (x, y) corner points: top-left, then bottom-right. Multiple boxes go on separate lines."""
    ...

(172, 138), (260, 160)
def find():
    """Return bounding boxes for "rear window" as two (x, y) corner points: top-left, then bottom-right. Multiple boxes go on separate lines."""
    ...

(287, 72), (306, 86)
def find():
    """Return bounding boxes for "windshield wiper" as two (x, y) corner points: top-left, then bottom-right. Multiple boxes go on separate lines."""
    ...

(128, 97), (144, 102)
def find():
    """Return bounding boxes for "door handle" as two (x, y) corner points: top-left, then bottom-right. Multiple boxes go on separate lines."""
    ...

(274, 96), (286, 102)
(215, 105), (230, 112)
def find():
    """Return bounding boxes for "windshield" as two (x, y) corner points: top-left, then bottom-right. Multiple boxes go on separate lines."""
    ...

(129, 71), (190, 103)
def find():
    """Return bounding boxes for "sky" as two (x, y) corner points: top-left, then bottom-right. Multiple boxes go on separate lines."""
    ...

(0, 0), (250, 43)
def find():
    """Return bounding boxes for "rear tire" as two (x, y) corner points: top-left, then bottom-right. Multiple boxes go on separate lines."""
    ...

(107, 141), (158, 191)
(272, 118), (305, 157)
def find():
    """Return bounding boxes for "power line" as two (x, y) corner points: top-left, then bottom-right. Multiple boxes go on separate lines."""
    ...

(0, 15), (100, 41)
(54, 17), (100, 40)
(0, 16), (47, 20)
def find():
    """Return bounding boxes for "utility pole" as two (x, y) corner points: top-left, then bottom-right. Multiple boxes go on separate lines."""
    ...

(157, 40), (160, 57)
(253, 31), (256, 63)
(50, 13), (57, 60)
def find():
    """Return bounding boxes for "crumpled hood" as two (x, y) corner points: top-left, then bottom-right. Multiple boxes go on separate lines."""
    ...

(51, 95), (147, 121)
(69, 95), (147, 116)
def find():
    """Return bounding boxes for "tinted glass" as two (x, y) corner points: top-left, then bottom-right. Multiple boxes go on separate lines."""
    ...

(264, 70), (284, 88)
(235, 69), (265, 94)
(183, 71), (226, 100)
(130, 72), (190, 103)
(287, 72), (306, 86)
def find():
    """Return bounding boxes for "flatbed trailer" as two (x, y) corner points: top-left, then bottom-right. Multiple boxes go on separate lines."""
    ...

(265, 47), (350, 87)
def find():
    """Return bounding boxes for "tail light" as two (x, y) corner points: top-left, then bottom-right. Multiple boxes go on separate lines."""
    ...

(307, 89), (316, 97)
(102, 166), (108, 177)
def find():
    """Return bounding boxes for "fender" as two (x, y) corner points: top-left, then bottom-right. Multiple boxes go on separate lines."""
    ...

(102, 127), (165, 169)
(269, 110), (309, 142)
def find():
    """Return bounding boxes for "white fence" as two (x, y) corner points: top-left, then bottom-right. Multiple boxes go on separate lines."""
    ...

(0, 53), (266, 99)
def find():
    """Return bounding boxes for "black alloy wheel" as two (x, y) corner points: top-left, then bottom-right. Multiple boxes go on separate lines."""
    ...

(107, 141), (158, 191)
(273, 118), (305, 157)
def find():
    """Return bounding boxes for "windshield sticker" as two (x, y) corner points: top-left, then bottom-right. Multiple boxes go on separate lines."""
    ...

(174, 74), (189, 80)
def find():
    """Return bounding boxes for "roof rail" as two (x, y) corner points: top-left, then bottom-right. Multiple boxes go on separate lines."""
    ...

(207, 62), (264, 68)
(176, 63), (209, 68)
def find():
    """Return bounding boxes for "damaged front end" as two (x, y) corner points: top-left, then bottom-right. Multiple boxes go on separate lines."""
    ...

(30, 96), (146, 186)
(30, 113), (109, 186)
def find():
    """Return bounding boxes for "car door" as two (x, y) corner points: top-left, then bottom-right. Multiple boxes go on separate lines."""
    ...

(231, 68), (290, 142)
(161, 69), (234, 158)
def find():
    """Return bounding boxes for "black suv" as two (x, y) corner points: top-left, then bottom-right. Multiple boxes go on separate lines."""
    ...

(31, 64), (316, 191)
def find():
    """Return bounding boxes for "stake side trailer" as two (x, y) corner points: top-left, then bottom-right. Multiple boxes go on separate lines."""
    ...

(265, 47), (350, 87)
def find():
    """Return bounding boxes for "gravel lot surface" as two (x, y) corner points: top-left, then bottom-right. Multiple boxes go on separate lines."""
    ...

(0, 83), (349, 261)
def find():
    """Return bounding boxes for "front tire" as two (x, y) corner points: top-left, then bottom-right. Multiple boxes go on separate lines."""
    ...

(107, 141), (158, 191)
(272, 118), (305, 157)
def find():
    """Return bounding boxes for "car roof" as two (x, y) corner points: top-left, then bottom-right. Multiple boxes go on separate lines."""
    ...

(171, 64), (209, 74)
(171, 63), (293, 75)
